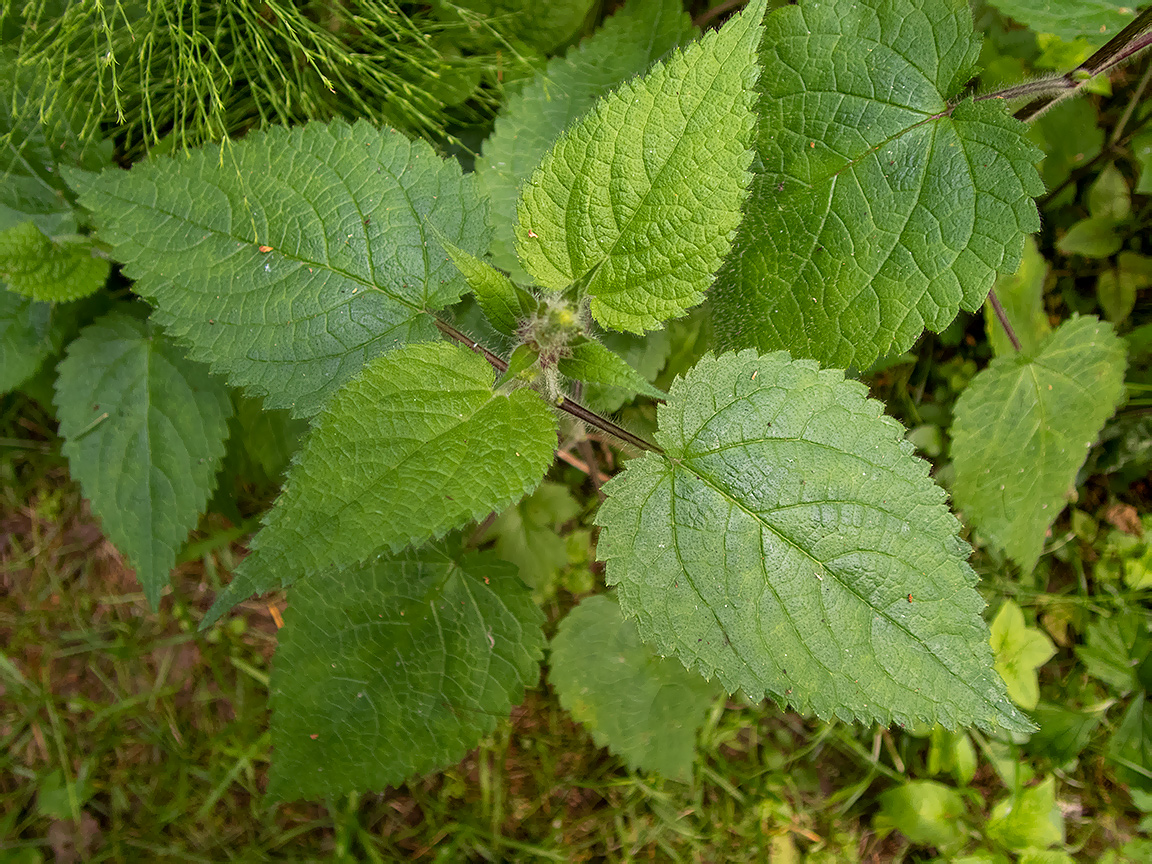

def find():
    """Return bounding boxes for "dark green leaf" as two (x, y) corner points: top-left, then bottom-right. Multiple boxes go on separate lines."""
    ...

(269, 546), (544, 801)
(984, 1), (1140, 44)
(68, 119), (490, 417)
(712, 0), (1043, 369)
(1109, 694), (1152, 792)
(0, 288), (70, 393)
(54, 309), (232, 608)
(483, 480), (580, 599)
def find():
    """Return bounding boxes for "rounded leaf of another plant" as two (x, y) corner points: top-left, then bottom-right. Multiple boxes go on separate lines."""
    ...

(596, 349), (1032, 734)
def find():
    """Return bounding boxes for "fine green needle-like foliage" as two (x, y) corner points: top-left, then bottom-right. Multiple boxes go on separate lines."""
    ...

(549, 595), (719, 780)
(983, 0), (1142, 44)
(596, 350), (1031, 733)
(712, 0), (1044, 369)
(67, 119), (490, 417)
(475, 0), (696, 277)
(203, 341), (557, 626)
(269, 545), (545, 801)
(514, 0), (764, 332)
(951, 316), (1127, 573)
(54, 309), (232, 608)
(0, 221), (109, 302)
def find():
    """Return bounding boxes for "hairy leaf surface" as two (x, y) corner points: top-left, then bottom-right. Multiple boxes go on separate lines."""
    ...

(55, 310), (232, 608)
(984, 0), (1141, 43)
(557, 339), (667, 401)
(440, 239), (522, 336)
(515, 0), (763, 332)
(68, 120), (489, 417)
(476, 0), (695, 276)
(712, 0), (1043, 369)
(550, 595), (718, 779)
(270, 546), (544, 800)
(0, 222), (109, 302)
(596, 350), (1030, 733)
(204, 341), (556, 626)
(952, 316), (1126, 573)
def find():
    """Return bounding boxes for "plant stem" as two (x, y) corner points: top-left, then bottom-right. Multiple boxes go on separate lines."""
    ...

(432, 317), (664, 456)
(988, 290), (1022, 353)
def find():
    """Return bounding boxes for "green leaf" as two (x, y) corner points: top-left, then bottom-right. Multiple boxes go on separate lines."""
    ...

(951, 316), (1126, 573)
(711, 0), (1043, 369)
(989, 600), (1056, 710)
(233, 394), (309, 483)
(0, 289), (70, 393)
(514, 0), (763, 333)
(1088, 164), (1131, 221)
(476, 0), (696, 277)
(67, 119), (490, 417)
(558, 339), (667, 401)
(987, 776), (1064, 851)
(434, 0), (596, 54)
(440, 239), (523, 336)
(495, 343), (541, 388)
(583, 327), (673, 413)
(483, 480), (581, 599)
(595, 349), (1031, 733)
(985, 237), (1051, 357)
(1030, 99), (1104, 193)
(549, 595), (718, 780)
(1108, 694), (1152, 793)
(269, 545), (544, 801)
(1134, 128), (1152, 195)
(204, 341), (556, 626)
(54, 309), (232, 608)
(872, 780), (967, 851)
(927, 726), (977, 785)
(1058, 217), (1124, 258)
(1026, 703), (1100, 765)
(1098, 252), (1152, 325)
(1076, 613), (1149, 693)
(0, 221), (109, 302)
(983, 0), (1140, 44)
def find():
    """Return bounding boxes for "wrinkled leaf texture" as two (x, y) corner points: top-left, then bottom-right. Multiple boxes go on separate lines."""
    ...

(712, 0), (1043, 369)
(68, 119), (490, 417)
(596, 350), (1031, 733)
(203, 341), (557, 626)
(270, 545), (544, 800)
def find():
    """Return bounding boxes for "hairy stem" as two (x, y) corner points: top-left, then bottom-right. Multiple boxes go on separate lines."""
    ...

(432, 317), (664, 456)
(988, 290), (1022, 353)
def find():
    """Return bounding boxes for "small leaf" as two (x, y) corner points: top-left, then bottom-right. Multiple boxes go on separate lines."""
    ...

(711, 0), (1043, 369)
(873, 780), (967, 851)
(952, 316), (1126, 573)
(1088, 164), (1131, 221)
(1026, 703), (1100, 765)
(1057, 217), (1124, 258)
(515, 0), (764, 332)
(476, 0), (696, 277)
(1030, 99), (1104, 193)
(987, 776), (1064, 852)
(583, 327), (673, 413)
(0, 288), (70, 393)
(1098, 252), (1152, 325)
(549, 595), (719, 780)
(269, 545), (544, 801)
(1108, 693), (1152, 793)
(495, 343), (540, 388)
(440, 239), (523, 336)
(985, 237), (1051, 357)
(990, 600), (1056, 710)
(1134, 128), (1152, 195)
(54, 309), (232, 608)
(596, 349), (1032, 733)
(204, 341), (556, 626)
(68, 119), (490, 417)
(1076, 613), (1148, 692)
(0, 222), (109, 302)
(483, 481), (581, 598)
(558, 339), (667, 401)
(983, 0), (1140, 44)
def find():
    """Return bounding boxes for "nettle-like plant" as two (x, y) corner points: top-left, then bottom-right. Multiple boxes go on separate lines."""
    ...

(4, 0), (1149, 799)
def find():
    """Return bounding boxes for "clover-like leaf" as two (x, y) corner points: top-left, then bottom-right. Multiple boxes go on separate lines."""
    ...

(711, 0), (1043, 369)
(0, 222), (109, 302)
(204, 341), (556, 626)
(596, 349), (1031, 733)
(550, 595), (719, 780)
(984, 0), (1140, 44)
(515, 0), (763, 332)
(990, 600), (1056, 710)
(54, 309), (232, 608)
(476, 0), (695, 277)
(68, 119), (490, 417)
(952, 316), (1126, 573)
(269, 545), (544, 801)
